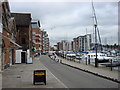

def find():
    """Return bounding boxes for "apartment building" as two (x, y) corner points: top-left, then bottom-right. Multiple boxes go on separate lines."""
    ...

(31, 20), (41, 56)
(71, 34), (92, 52)
(57, 40), (70, 51)
(41, 31), (50, 54)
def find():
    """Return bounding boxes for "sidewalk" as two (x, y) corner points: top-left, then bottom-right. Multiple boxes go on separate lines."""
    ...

(2, 57), (66, 88)
(57, 56), (119, 82)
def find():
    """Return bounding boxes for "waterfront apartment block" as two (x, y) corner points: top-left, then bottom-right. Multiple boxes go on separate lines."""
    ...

(41, 31), (50, 54)
(31, 20), (42, 55)
(57, 40), (70, 51)
(71, 34), (92, 52)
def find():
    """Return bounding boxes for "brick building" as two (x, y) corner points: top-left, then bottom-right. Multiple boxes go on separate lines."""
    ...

(31, 20), (42, 56)
(11, 13), (32, 63)
(11, 13), (32, 50)
(1, 1), (19, 69)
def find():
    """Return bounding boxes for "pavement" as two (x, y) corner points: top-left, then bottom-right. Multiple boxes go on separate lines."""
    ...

(2, 56), (66, 88)
(57, 56), (120, 83)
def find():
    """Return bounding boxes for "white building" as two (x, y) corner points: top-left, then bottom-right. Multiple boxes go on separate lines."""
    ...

(60, 40), (70, 51)
(72, 34), (92, 52)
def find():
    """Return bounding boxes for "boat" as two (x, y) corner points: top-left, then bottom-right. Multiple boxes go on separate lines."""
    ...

(76, 54), (83, 60)
(66, 52), (76, 57)
(85, 52), (113, 63)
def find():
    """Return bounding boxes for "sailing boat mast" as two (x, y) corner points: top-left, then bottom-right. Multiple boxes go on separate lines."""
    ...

(91, 1), (99, 67)
(91, 1), (102, 51)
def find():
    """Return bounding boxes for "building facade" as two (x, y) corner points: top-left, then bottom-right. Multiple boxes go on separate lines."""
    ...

(71, 34), (92, 52)
(57, 42), (61, 51)
(71, 41), (75, 52)
(57, 40), (70, 51)
(11, 13), (32, 63)
(11, 13), (32, 51)
(0, 2), (2, 70)
(1, 1), (18, 69)
(41, 31), (49, 54)
(31, 20), (41, 56)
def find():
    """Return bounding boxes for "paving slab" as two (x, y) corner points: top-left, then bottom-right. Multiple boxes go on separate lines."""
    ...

(2, 57), (66, 88)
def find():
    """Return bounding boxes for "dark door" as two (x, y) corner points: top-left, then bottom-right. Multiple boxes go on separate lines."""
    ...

(21, 52), (26, 63)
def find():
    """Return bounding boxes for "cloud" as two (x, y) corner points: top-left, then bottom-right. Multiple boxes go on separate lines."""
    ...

(9, 1), (118, 45)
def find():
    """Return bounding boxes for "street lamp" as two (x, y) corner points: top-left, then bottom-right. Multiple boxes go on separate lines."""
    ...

(94, 24), (98, 67)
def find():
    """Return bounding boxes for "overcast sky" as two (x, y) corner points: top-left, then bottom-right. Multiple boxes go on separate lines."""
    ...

(8, 0), (118, 46)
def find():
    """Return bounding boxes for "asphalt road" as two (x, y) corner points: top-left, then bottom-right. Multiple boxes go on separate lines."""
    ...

(39, 55), (118, 88)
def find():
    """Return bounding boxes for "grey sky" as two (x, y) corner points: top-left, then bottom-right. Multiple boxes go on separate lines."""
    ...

(9, 0), (118, 46)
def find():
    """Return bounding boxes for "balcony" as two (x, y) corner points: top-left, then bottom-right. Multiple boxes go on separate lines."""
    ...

(35, 34), (41, 37)
(33, 37), (40, 40)
(35, 42), (41, 44)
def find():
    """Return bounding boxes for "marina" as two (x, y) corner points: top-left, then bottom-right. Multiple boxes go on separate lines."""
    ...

(55, 50), (120, 71)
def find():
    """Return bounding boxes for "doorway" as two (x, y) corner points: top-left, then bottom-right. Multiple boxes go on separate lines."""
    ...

(21, 52), (26, 63)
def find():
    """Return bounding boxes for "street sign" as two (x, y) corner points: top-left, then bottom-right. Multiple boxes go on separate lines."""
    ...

(33, 70), (46, 85)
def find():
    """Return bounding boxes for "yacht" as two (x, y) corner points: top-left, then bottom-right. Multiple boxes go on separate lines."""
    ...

(86, 52), (113, 63)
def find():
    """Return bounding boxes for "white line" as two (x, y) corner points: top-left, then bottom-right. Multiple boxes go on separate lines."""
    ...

(39, 60), (68, 88)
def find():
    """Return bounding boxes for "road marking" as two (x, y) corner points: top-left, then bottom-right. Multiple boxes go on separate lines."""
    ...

(39, 60), (68, 88)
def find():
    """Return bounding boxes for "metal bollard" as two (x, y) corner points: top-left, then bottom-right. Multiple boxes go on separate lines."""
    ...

(111, 59), (112, 71)
(60, 59), (62, 63)
(86, 57), (87, 65)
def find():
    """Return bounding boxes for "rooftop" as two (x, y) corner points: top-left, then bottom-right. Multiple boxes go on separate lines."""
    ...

(31, 20), (41, 29)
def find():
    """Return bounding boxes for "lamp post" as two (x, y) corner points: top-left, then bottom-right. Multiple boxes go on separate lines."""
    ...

(94, 24), (98, 67)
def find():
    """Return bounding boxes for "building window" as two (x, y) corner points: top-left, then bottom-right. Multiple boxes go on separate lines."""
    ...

(32, 31), (36, 35)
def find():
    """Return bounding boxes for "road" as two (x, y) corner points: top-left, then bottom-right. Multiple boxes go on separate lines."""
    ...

(39, 55), (118, 88)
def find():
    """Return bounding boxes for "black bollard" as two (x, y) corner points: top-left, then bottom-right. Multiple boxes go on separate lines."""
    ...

(86, 57), (87, 65)
(60, 59), (62, 63)
(111, 59), (112, 71)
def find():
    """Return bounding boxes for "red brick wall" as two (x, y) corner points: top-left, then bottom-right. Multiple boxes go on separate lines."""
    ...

(16, 27), (30, 50)
(2, 30), (16, 68)
(32, 28), (41, 52)
(3, 30), (10, 66)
